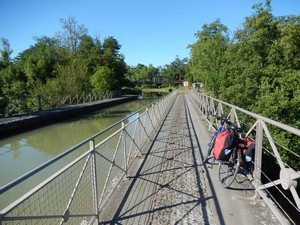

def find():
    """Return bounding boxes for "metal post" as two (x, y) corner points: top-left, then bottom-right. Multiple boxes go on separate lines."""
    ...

(38, 95), (42, 111)
(90, 139), (100, 222)
(22, 97), (28, 113)
(253, 119), (263, 199)
(121, 122), (128, 177)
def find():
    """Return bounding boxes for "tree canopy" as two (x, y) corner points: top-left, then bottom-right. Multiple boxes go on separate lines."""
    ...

(187, 0), (300, 169)
(188, 1), (300, 126)
(0, 16), (128, 97)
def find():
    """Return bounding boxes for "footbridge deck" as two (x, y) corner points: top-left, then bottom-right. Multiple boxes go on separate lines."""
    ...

(0, 91), (299, 224)
(99, 93), (279, 224)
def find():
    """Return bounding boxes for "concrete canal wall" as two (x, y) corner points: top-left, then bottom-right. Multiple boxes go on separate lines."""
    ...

(0, 96), (137, 137)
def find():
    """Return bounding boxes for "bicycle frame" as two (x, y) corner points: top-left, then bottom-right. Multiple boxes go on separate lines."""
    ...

(208, 124), (226, 148)
(204, 113), (228, 163)
(205, 111), (256, 188)
(217, 123), (255, 188)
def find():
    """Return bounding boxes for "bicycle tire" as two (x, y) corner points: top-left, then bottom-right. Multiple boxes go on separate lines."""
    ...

(204, 135), (216, 163)
(218, 149), (241, 188)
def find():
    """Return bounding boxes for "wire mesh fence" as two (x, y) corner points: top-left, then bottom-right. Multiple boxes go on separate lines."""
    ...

(188, 90), (300, 224)
(0, 91), (176, 224)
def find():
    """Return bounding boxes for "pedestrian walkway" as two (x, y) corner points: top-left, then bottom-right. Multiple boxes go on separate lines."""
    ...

(98, 93), (280, 224)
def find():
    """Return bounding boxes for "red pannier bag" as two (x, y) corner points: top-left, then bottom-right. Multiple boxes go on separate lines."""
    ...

(241, 137), (255, 163)
(213, 130), (235, 161)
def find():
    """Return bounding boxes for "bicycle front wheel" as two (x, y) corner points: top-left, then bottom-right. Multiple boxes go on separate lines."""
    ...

(204, 135), (216, 163)
(218, 149), (241, 188)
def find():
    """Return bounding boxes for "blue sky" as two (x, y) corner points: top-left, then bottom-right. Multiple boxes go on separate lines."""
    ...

(0, 0), (299, 67)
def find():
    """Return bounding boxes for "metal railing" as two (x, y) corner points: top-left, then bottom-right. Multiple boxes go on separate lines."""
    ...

(0, 91), (119, 117)
(0, 91), (177, 224)
(188, 90), (300, 224)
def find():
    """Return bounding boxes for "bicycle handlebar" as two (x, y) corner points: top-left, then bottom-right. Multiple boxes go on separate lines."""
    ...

(209, 111), (242, 133)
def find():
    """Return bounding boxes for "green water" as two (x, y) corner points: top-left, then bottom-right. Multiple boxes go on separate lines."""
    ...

(0, 97), (158, 209)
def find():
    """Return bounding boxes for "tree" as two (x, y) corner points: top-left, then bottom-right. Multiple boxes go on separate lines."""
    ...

(127, 64), (148, 81)
(146, 64), (159, 78)
(78, 35), (102, 74)
(252, 15), (300, 125)
(188, 19), (229, 96)
(268, 15), (300, 70)
(161, 56), (187, 81)
(103, 36), (121, 55)
(219, 1), (279, 109)
(17, 36), (61, 87)
(56, 16), (88, 53)
(56, 58), (90, 94)
(90, 66), (116, 91)
(187, 0), (300, 169)
(100, 36), (127, 89)
(0, 37), (13, 69)
(0, 64), (27, 97)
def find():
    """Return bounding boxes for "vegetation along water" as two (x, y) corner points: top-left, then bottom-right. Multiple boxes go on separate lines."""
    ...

(0, 0), (299, 206)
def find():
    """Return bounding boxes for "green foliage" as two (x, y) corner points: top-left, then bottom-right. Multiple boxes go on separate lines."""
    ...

(160, 56), (188, 81)
(0, 17), (129, 98)
(188, 19), (229, 95)
(0, 37), (13, 68)
(18, 36), (60, 87)
(188, 0), (300, 169)
(127, 63), (159, 81)
(103, 38), (126, 72)
(90, 66), (116, 91)
(78, 35), (102, 74)
(57, 58), (90, 93)
(127, 57), (187, 89)
(253, 69), (300, 126)
(0, 64), (27, 97)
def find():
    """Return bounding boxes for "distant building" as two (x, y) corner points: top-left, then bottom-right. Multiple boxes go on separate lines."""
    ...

(192, 82), (204, 90)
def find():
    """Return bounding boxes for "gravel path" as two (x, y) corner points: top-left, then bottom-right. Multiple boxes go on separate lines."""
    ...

(148, 93), (214, 224)
(99, 92), (280, 225)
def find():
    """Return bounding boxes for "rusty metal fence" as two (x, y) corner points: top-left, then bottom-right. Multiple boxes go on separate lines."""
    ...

(188, 90), (300, 224)
(0, 91), (177, 224)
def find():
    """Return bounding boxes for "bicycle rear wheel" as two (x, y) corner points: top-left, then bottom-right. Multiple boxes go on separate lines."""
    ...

(218, 149), (241, 188)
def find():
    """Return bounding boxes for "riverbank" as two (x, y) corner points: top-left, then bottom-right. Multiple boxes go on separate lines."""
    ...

(0, 96), (137, 138)
(141, 88), (173, 93)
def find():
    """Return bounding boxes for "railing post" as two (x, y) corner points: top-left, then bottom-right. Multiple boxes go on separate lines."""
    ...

(22, 97), (28, 113)
(90, 139), (100, 222)
(253, 119), (263, 199)
(37, 95), (42, 111)
(121, 121), (128, 177)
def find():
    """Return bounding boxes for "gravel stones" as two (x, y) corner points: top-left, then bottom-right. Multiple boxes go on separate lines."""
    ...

(149, 94), (215, 224)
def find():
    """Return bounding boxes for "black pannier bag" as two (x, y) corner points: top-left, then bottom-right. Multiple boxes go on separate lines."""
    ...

(213, 130), (236, 161)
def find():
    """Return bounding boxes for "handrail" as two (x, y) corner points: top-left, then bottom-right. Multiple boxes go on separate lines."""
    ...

(207, 96), (300, 136)
(0, 99), (159, 195)
(188, 90), (300, 224)
(0, 91), (177, 224)
(0, 91), (120, 117)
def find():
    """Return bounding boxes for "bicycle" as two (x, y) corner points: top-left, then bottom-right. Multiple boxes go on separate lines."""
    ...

(217, 124), (255, 188)
(203, 112), (232, 163)
(204, 111), (254, 188)
(218, 145), (242, 188)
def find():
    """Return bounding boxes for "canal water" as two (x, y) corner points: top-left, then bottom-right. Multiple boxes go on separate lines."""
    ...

(0, 96), (160, 209)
